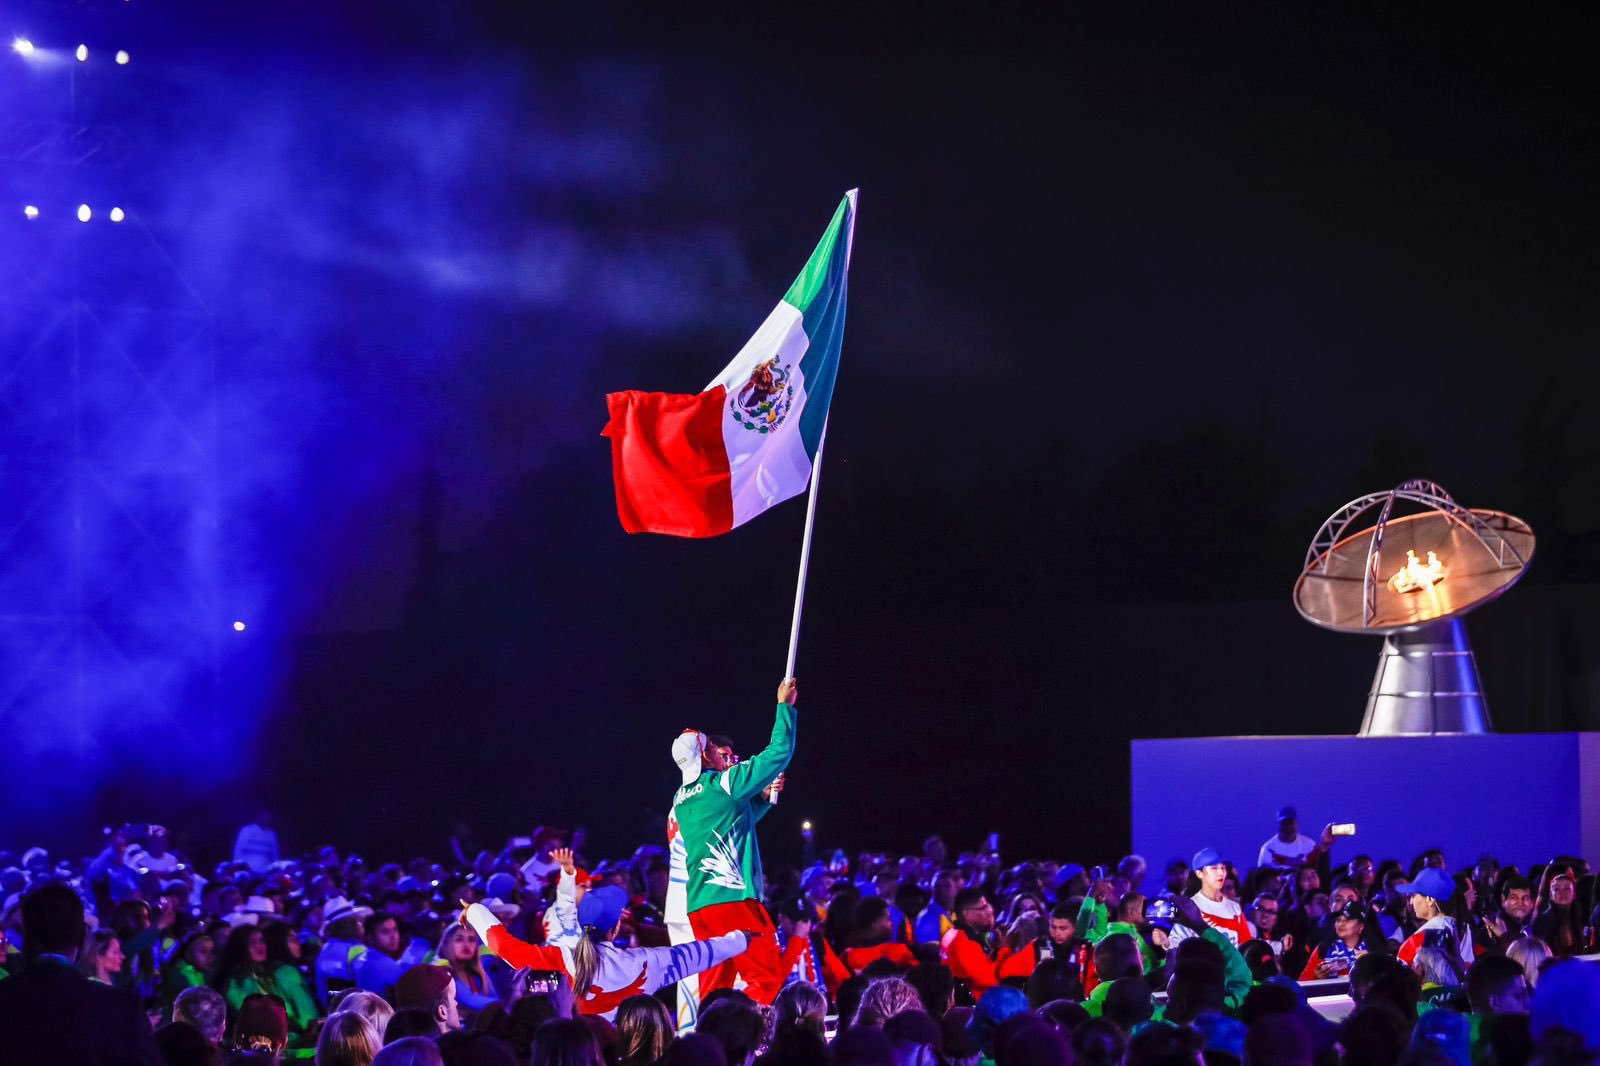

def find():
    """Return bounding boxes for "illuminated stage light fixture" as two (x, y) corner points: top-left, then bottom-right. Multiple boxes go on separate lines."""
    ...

(77, 203), (92, 222)
(109, 207), (126, 222)
(23, 205), (39, 219)
(12, 37), (35, 56)
(232, 621), (247, 632)
(1293, 479), (1534, 734)
(115, 49), (130, 65)
(76, 44), (88, 62)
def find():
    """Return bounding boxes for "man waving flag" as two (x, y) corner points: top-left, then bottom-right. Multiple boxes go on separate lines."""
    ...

(603, 190), (857, 536)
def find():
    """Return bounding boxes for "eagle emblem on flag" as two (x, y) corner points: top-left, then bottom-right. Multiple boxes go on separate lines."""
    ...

(728, 359), (794, 434)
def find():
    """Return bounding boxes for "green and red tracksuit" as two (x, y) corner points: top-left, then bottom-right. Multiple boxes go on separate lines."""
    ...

(668, 700), (796, 1010)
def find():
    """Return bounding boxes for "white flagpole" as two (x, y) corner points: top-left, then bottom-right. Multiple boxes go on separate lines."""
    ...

(785, 419), (828, 678)
(777, 189), (853, 807)
(769, 421), (827, 810)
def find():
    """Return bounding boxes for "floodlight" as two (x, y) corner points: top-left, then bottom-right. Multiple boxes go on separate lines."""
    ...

(109, 207), (125, 222)
(115, 50), (129, 65)
(76, 44), (88, 62)
(13, 38), (35, 57)
(77, 204), (91, 222)
(23, 205), (39, 219)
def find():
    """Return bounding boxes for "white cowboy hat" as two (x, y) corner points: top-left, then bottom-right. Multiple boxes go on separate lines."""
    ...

(482, 897), (521, 921)
(241, 896), (285, 921)
(322, 895), (374, 926)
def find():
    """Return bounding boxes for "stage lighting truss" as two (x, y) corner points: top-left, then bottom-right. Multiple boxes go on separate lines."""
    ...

(0, 0), (221, 760)
(0, 119), (135, 166)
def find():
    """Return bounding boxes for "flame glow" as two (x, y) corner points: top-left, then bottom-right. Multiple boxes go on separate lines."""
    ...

(1389, 549), (1446, 594)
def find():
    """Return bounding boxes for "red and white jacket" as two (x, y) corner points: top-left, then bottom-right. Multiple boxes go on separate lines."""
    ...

(1168, 893), (1252, 948)
(1396, 915), (1477, 970)
(465, 869), (749, 1021)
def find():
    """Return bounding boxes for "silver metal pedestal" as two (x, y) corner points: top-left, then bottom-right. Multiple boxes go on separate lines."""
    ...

(1361, 618), (1492, 734)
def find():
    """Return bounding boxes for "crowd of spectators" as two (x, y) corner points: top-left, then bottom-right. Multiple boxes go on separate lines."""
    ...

(1, 807), (1598, 1066)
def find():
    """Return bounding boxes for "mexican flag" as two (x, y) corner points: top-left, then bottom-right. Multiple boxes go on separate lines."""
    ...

(603, 191), (857, 537)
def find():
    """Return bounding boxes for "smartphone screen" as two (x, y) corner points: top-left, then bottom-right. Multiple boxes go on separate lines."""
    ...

(527, 970), (565, 994)
(1331, 823), (1356, 836)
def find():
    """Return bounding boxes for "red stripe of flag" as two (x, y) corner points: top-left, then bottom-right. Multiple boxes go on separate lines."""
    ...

(602, 388), (734, 537)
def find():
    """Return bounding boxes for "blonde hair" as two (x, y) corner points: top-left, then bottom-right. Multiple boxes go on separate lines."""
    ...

(316, 1010), (381, 1066)
(334, 990), (395, 1040)
(571, 931), (601, 1005)
(1506, 936), (1552, 988)
(852, 976), (923, 1027)
(435, 923), (489, 993)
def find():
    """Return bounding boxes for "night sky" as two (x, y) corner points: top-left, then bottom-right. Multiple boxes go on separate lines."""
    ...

(4, 2), (1598, 865)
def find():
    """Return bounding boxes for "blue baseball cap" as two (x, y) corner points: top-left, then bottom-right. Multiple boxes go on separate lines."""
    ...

(576, 885), (628, 932)
(1276, 806), (1298, 822)
(1055, 863), (1086, 887)
(801, 863), (833, 888)
(1393, 868), (1455, 901)
(1192, 848), (1226, 871)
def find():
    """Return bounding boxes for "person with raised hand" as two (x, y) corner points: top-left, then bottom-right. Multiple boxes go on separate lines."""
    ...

(666, 676), (799, 1017)
(460, 845), (757, 1021)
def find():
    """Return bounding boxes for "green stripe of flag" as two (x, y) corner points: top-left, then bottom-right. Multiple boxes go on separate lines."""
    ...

(792, 192), (855, 458)
(782, 194), (852, 313)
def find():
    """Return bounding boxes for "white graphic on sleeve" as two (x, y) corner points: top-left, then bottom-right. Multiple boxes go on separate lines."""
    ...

(699, 830), (747, 891)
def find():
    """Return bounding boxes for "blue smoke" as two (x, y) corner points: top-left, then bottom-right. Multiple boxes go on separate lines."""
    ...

(0, 25), (771, 844)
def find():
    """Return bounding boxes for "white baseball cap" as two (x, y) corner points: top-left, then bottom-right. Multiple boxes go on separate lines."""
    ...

(672, 730), (707, 785)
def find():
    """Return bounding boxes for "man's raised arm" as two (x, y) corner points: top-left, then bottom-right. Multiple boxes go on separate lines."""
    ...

(722, 677), (798, 804)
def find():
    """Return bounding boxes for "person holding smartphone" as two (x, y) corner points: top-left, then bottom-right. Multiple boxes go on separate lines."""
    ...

(1257, 808), (1340, 870)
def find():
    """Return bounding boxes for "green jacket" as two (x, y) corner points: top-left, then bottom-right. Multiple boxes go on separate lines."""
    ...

(1075, 898), (1159, 973)
(224, 967), (319, 1046)
(1149, 926), (1253, 1020)
(272, 964), (321, 1036)
(671, 702), (796, 911)
(162, 959), (207, 1008)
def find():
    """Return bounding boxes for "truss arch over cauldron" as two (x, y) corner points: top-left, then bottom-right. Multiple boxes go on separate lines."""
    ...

(1292, 480), (1535, 735)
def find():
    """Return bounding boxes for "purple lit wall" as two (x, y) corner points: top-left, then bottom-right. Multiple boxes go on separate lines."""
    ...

(1130, 733), (1600, 885)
